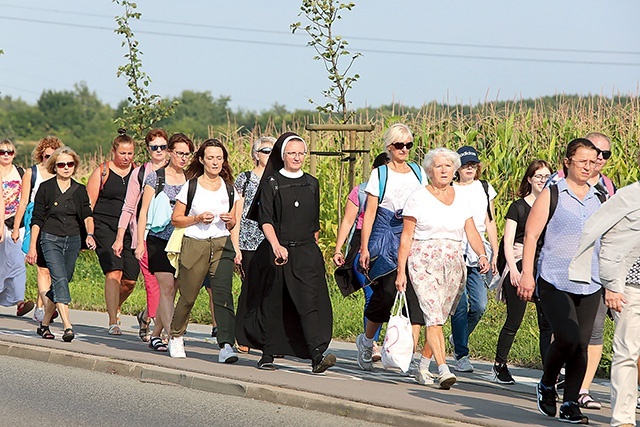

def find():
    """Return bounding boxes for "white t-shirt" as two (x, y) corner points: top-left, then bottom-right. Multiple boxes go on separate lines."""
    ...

(364, 165), (427, 212)
(452, 180), (496, 234)
(403, 186), (472, 241)
(176, 180), (237, 239)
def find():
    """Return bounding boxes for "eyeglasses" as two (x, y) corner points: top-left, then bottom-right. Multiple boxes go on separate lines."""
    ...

(390, 142), (413, 150)
(461, 162), (479, 169)
(570, 159), (597, 168)
(596, 149), (612, 160)
(257, 147), (272, 154)
(285, 152), (306, 158)
(172, 150), (192, 158)
(149, 144), (168, 152)
(56, 161), (75, 169)
(533, 174), (550, 181)
(0, 149), (15, 156)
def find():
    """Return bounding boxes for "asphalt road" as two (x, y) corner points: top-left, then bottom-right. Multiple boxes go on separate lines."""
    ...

(0, 355), (389, 427)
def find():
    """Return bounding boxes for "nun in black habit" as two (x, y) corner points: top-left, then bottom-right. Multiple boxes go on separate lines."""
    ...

(241, 132), (335, 373)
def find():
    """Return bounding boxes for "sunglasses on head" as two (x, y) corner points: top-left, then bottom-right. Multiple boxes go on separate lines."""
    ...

(596, 149), (612, 160)
(149, 144), (168, 152)
(0, 149), (15, 156)
(56, 161), (75, 168)
(390, 142), (413, 150)
(257, 147), (272, 154)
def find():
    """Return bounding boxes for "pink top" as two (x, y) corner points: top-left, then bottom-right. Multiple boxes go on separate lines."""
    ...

(347, 185), (365, 230)
(118, 162), (154, 248)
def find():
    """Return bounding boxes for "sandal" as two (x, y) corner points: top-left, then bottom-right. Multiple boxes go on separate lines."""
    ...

(236, 345), (250, 354)
(578, 393), (602, 410)
(16, 300), (35, 317)
(108, 324), (122, 335)
(136, 310), (151, 342)
(149, 336), (168, 352)
(36, 323), (55, 340)
(62, 328), (75, 342)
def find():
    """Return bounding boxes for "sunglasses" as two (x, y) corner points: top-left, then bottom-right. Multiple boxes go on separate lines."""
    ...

(0, 149), (15, 156)
(596, 149), (612, 160)
(56, 161), (75, 168)
(257, 147), (272, 154)
(390, 142), (413, 150)
(149, 144), (168, 152)
(43, 154), (51, 160)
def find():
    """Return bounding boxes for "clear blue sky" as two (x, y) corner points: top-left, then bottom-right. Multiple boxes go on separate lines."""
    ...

(1, 0), (639, 111)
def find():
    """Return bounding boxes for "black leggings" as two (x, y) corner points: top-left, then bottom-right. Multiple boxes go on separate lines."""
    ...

(537, 278), (602, 403)
(495, 270), (552, 364)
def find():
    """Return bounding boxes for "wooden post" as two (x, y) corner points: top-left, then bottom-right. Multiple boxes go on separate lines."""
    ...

(363, 130), (371, 177)
(309, 130), (317, 176)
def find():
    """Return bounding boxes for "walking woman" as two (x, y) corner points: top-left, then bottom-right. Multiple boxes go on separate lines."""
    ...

(450, 145), (499, 373)
(231, 136), (276, 353)
(518, 138), (603, 424)
(492, 160), (553, 384)
(357, 123), (427, 372)
(87, 129), (139, 335)
(242, 132), (335, 373)
(112, 128), (168, 341)
(11, 136), (64, 322)
(135, 133), (193, 352)
(169, 139), (239, 362)
(0, 138), (34, 317)
(396, 147), (489, 389)
(26, 147), (96, 342)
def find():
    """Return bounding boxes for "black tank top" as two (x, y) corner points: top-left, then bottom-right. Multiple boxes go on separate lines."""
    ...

(93, 166), (133, 219)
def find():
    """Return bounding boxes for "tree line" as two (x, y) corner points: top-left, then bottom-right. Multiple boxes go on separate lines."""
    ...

(0, 81), (634, 162)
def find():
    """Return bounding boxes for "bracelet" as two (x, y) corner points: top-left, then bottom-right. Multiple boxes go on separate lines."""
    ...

(334, 252), (343, 256)
(478, 254), (488, 260)
(87, 233), (94, 237)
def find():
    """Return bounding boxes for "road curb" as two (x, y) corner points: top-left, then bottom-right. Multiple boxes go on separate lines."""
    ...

(0, 340), (478, 427)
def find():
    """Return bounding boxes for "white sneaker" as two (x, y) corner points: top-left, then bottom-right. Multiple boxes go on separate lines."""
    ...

(438, 371), (457, 389)
(453, 355), (474, 372)
(168, 337), (186, 358)
(219, 343), (238, 364)
(406, 360), (419, 377)
(356, 334), (373, 371)
(33, 307), (44, 323)
(416, 369), (435, 385)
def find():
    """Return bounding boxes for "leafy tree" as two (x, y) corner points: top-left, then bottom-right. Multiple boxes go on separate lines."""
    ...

(291, 0), (361, 123)
(113, 0), (176, 154)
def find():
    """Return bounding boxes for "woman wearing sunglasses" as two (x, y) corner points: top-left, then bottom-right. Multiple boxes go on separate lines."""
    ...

(87, 129), (139, 336)
(356, 123), (427, 373)
(11, 136), (64, 322)
(112, 128), (168, 341)
(0, 138), (35, 318)
(135, 133), (193, 352)
(242, 132), (335, 373)
(26, 147), (95, 342)
(231, 136), (276, 353)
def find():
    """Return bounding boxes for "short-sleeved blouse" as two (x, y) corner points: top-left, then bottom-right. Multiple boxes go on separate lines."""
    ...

(403, 186), (472, 241)
(234, 170), (263, 251)
(144, 170), (184, 241)
(364, 165), (427, 212)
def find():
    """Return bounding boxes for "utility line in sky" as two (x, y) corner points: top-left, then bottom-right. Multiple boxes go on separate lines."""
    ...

(1, 4), (639, 56)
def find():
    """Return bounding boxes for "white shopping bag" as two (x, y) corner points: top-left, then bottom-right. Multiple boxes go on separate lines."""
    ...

(381, 291), (414, 372)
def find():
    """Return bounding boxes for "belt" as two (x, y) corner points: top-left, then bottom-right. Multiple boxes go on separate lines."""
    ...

(279, 238), (315, 247)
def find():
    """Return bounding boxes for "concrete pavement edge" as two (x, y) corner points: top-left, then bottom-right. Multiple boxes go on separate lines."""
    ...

(0, 339), (479, 427)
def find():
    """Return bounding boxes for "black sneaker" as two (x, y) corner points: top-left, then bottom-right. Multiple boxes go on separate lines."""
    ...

(559, 401), (588, 424)
(536, 381), (557, 417)
(493, 363), (515, 385)
(211, 326), (218, 338)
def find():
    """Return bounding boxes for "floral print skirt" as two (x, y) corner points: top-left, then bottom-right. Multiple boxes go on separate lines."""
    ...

(408, 238), (466, 327)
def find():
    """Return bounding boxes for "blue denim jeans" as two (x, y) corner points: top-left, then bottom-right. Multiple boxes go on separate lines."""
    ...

(40, 232), (81, 304)
(451, 266), (488, 359)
